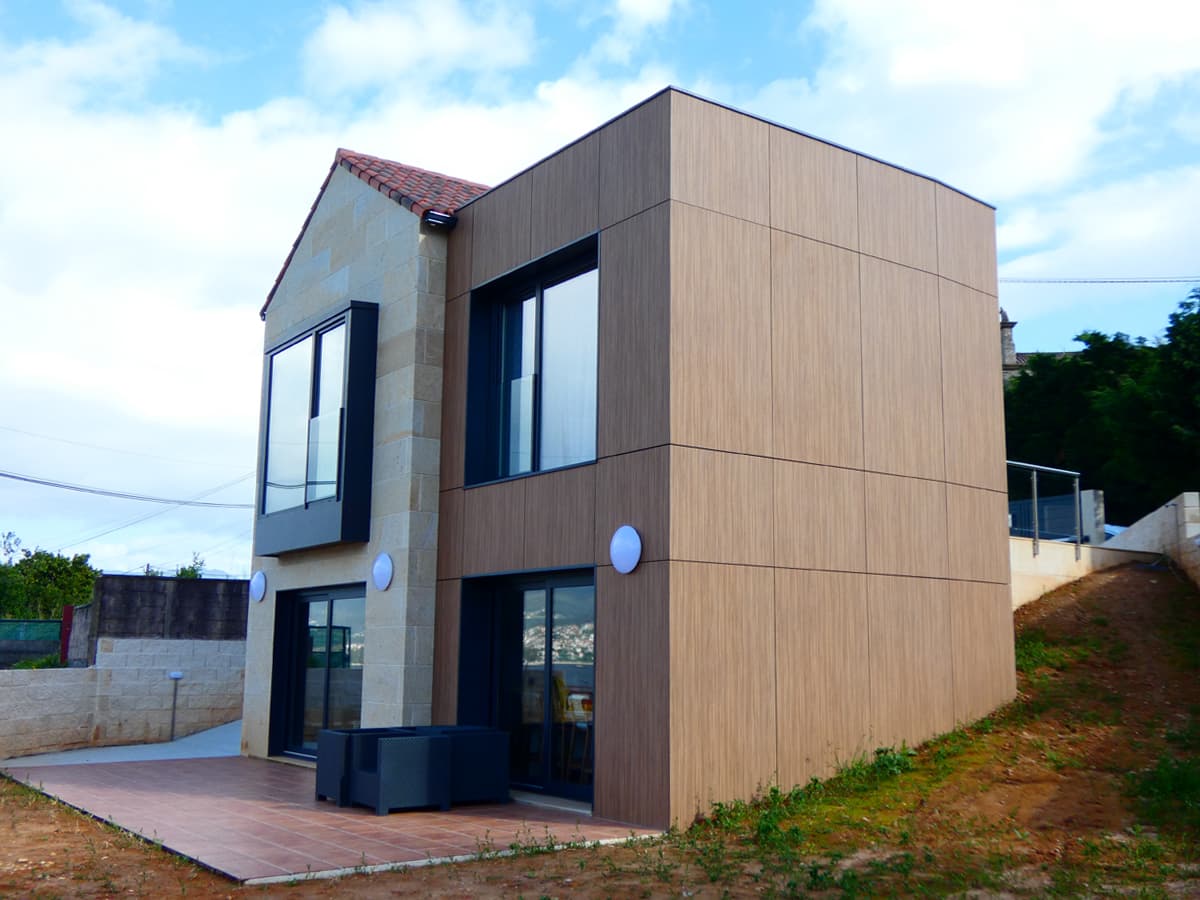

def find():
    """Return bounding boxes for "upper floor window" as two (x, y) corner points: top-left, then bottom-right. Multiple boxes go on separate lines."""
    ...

(264, 322), (346, 513)
(467, 237), (598, 485)
(255, 301), (378, 556)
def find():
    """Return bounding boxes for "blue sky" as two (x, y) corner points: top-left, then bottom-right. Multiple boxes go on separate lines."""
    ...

(1, 0), (1197, 576)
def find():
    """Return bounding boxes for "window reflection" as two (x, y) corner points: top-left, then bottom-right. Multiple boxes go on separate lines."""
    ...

(264, 337), (312, 514)
(263, 322), (347, 514)
(540, 271), (598, 470)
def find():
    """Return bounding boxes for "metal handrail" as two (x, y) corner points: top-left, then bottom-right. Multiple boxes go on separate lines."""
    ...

(1006, 460), (1082, 560)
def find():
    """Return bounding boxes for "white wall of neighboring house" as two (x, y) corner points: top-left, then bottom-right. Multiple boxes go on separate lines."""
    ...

(1103, 491), (1200, 584)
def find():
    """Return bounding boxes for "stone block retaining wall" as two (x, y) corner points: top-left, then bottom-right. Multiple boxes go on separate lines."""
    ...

(0, 638), (244, 760)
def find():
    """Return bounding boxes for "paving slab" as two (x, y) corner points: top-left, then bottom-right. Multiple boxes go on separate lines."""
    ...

(1, 755), (655, 883)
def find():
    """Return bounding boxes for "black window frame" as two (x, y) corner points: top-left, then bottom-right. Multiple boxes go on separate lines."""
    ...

(465, 236), (599, 486)
(254, 300), (378, 556)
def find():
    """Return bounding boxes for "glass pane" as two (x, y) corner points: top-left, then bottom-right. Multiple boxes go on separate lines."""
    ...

(516, 589), (547, 783)
(300, 599), (329, 752)
(550, 585), (595, 786)
(501, 298), (536, 476)
(306, 413), (340, 503)
(326, 595), (365, 731)
(539, 270), (598, 470)
(307, 324), (346, 503)
(315, 324), (346, 416)
(264, 337), (313, 513)
(506, 375), (535, 475)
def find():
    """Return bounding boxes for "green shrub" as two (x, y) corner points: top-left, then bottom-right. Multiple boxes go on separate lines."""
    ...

(11, 652), (63, 670)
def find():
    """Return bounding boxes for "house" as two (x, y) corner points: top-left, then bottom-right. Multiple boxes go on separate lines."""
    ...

(242, 88), (1015, 829)
(1000, 307), (1077, 381)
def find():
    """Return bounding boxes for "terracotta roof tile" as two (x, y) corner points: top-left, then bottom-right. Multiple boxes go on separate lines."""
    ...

(335, 148), (488, 219)
(262, 150), (489, 318)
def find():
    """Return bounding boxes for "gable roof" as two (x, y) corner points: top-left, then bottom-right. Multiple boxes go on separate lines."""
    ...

(262, 149), (488, 318)
(335, 149), (489, 219)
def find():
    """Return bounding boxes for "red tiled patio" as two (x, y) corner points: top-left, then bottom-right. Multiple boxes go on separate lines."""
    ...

(2, 756), (655, 884)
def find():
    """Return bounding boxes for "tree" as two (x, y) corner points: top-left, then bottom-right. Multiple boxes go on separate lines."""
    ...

(1004, 293), (1200, 524)
(175, 553), (205, 579)
(0, 538), (99, 619)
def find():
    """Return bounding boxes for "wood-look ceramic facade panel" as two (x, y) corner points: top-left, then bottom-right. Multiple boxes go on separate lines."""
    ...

(669, 91), (770, 225)
(428, 88), (1010, 830)
(774, 569), (871, 784)
(529, 133), (600, 260)
(771, 231), (864, 468)
(940, 278), (1008, 492)
(594, 563), (671, 828)
(949, 581), (1017, 725)
(669, 202), (773, 456)
(596, 203), (670, 457)
(598, 91), (670, 229)
(859, 256), (946, 481)
(773, 460), (866, 573)
(669, 562), (777, 821)
(769, 128), (859, 250)
(867, 575), (955, 749)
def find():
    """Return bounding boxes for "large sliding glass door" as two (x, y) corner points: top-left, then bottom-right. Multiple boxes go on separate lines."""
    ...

(502, 575), (595, 800)
(283, 586), (365, 756)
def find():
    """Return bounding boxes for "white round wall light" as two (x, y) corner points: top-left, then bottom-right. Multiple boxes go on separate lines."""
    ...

(249, 570), (267, 602)
(609, 525), (642, 575)
(372, 553), (394, 591)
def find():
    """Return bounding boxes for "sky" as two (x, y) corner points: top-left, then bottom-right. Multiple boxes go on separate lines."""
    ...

(0, 0), (1197, 578)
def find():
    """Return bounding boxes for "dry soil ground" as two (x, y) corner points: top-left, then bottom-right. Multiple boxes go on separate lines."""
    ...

(3, 561), (1199, 897)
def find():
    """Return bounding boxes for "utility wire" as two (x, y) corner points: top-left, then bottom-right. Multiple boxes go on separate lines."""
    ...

(55, 473), (254, 551)
(0, 424), (246, 469)
(1000, 276), (1200, 284)
(0, 469), (254, 509)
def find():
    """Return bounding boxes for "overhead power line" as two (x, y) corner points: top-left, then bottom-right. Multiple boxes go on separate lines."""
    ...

(55, 473), (255, 551)
(0, 424), (246, 469)
(0, 469), (254, 509)
(1000, 276), (1200, 284)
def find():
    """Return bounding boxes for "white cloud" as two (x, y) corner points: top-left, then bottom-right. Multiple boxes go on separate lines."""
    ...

(996, 165), (1200, 340)
(614, 0), (678, 29)
(589, 0), (683, 65)
(0, 0), (202, 104)
(1000, 165), (1200, 279)
(746, 0), (1200, 202)
(302, 0), (534, 93)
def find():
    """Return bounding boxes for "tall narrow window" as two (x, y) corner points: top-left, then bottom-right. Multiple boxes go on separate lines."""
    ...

(264, 323), (347, 513)
(307, 323), (346, 503)
(467, 239), (598, 485)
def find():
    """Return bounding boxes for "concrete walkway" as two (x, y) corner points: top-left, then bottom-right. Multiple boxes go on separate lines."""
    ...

(0, 720), (241, 767)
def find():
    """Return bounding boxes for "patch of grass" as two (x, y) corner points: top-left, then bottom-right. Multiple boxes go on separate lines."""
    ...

(1044, 749), (1083, 771)
(1129, 755), (1200, 832)
(1014, 628), (1096, 673)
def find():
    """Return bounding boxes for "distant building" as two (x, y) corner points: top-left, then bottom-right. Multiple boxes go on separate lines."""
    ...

(1000, 308), (1078, 382)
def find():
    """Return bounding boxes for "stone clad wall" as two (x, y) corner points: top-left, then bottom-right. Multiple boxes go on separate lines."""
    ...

(0, 638), (244, 760)
(244, 164), (447, 758)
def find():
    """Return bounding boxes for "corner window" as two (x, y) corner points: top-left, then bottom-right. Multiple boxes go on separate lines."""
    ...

(467, 238), (598, 485)
(255, 301), (378, 556)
